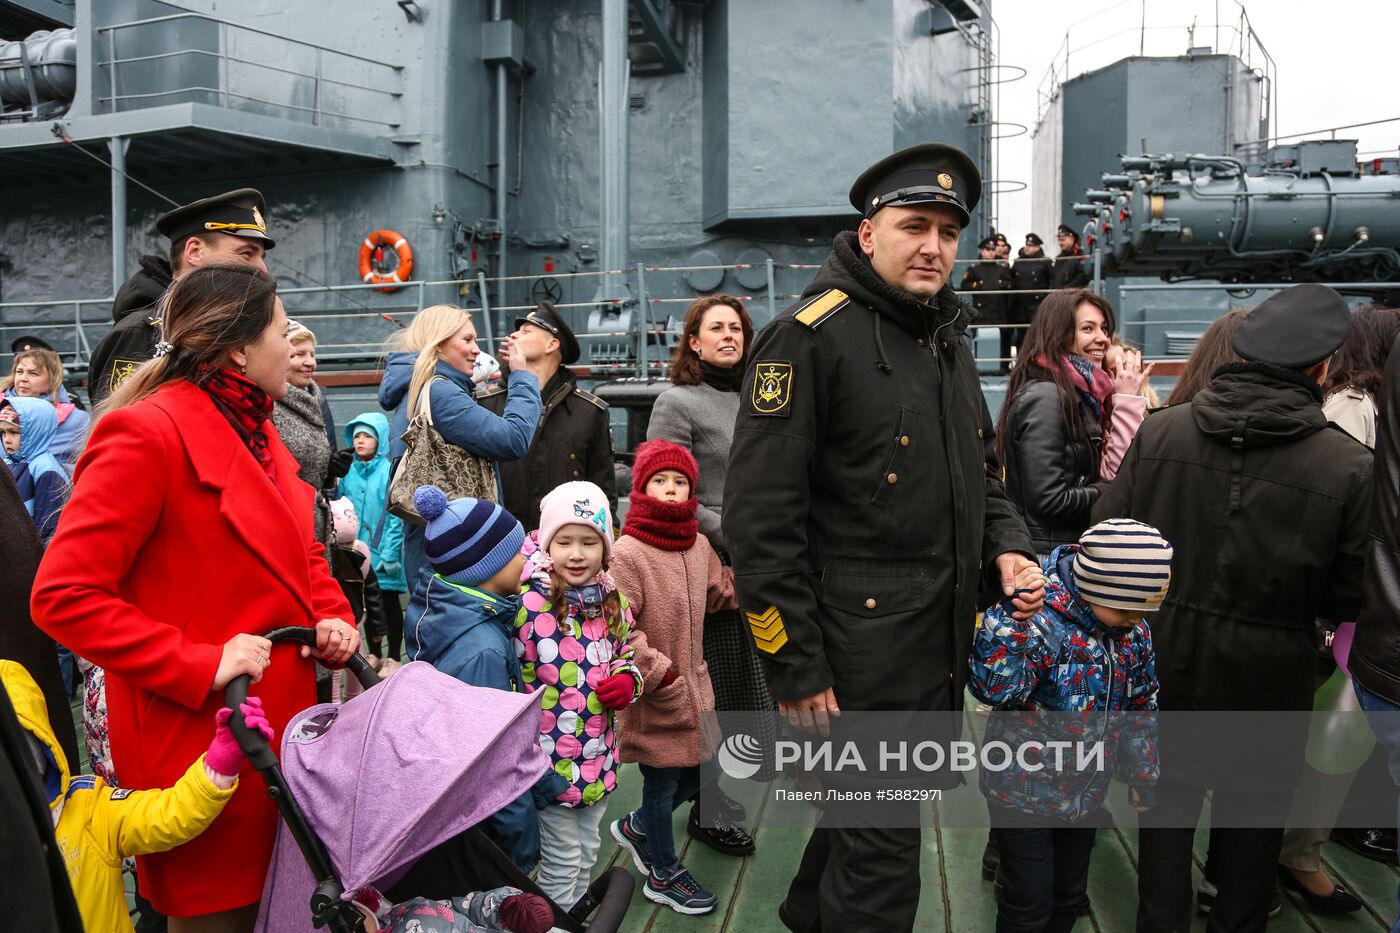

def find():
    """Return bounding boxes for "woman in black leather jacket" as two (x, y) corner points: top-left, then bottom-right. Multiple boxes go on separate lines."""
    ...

(996, 289), (1117, 557)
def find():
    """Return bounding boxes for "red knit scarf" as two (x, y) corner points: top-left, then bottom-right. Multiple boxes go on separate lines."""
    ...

(622, 492), (698, 551)
(200, 367), (275, 478)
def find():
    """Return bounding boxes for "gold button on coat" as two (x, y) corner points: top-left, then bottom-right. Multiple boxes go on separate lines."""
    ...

(865, 598), (877, 609)
(899, 435), (910, 446)
(886, 473), (898, 484)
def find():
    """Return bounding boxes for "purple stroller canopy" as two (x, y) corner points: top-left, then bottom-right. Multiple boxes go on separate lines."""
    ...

(256, 662), (549, 932)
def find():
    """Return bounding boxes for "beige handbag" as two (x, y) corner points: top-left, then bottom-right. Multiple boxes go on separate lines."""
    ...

(387, 376), (498, 525)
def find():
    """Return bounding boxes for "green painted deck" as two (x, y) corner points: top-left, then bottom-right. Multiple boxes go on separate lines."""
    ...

(592, 765), (1400, 932)
(77, 697), (1400, 931)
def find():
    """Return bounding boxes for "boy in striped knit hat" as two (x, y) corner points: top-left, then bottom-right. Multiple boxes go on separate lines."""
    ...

(970, 517), (1171, 931)
(404, 484), (548, 873)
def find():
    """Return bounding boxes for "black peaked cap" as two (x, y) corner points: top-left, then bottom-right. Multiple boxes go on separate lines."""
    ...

(515, 301), (580, 365)
(156, 188), (275, 249)
(849, 143), (981, 228)
(1231, 284), (1352, 369)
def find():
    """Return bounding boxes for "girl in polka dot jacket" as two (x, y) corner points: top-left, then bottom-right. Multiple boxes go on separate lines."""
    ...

(514, 480), (642, 907)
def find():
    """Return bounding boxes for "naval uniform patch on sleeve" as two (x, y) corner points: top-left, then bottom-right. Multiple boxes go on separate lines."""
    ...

(747, 360), (793, 417)
(108, 358), (143, 392)
(747, 605), (789, 654)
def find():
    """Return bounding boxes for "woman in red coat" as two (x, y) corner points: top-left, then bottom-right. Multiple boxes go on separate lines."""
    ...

(32, 265), (358, 931)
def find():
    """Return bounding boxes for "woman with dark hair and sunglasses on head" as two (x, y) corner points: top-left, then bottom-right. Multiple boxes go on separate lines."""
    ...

(997, 288), (1122, 558)
(31, 264), (358, 933)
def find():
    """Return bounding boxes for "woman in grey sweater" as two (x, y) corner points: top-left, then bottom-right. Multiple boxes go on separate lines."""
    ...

(647, 294), (774, 855)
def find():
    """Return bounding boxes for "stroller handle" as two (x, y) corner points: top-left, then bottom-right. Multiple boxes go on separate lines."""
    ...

(226, 625), (380, 769)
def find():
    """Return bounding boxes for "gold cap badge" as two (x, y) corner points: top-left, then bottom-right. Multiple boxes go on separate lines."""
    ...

(937, 173), (954, 191)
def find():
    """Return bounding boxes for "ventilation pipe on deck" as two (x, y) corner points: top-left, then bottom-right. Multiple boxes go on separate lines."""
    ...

(492, 0), (509, 330)
(595, 0), (630, 304)
(110, 136), (128, 296)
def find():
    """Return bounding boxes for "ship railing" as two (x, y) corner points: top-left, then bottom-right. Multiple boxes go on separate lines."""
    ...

(95, 10), (403, 130)
(8, 269), (1400, 383)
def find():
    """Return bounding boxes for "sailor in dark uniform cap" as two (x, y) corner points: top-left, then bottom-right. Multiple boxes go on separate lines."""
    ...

(960, 234), (1016, 372)
(1010, 231), (1051, 356)
(87, 188), (274, 406)
(1093, 283), (1369, 930)
(723, 143), (1041, 933)
(10, 335), (54, 355)
(479, 300), (616, 531)
(1050, 222), (1091, 289)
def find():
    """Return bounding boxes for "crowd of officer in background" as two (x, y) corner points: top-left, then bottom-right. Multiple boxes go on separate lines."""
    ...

(960, 225), (1092, 373)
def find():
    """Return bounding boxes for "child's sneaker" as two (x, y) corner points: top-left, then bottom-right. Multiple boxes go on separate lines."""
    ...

(644, 863), (717, 915)
(610, 811), (652, 875)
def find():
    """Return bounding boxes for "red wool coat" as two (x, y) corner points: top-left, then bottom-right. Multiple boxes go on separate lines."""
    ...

(31, 380), (351, 916)
(610, 534), (736, 768)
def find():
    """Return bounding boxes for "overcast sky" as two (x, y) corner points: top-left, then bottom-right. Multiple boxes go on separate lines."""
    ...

(990, 0), (1399, 238)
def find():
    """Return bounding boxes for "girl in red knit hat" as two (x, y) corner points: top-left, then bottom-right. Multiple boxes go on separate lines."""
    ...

(608, 439), (748, 915)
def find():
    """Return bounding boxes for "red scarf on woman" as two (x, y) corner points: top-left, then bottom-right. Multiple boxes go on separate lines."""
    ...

(622, 492), (699, 552)
(200, 367), (276, 478)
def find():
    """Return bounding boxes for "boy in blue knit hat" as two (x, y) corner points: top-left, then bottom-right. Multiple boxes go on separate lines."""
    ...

(405, 484), (547, 872)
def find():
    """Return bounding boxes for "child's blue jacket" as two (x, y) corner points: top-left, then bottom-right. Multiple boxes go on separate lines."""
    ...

(407, 567), (561, 871)
(337, 412), (405, 593)
(406, 568), (522, 692)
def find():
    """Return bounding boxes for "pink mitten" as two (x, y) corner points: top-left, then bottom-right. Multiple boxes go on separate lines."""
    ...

(206, 696), (275, 777)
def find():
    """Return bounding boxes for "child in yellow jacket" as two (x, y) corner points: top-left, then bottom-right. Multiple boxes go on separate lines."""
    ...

(0, 660), (273, 933)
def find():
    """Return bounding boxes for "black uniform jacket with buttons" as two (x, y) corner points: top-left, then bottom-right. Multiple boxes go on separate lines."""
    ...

(1050, 246), (1090, 290)
(722, 232), (1034, 712)
(959, 259), (1014, 325)
(87, 256), (172, 407)
(479, 367), (617, 532)
(1010, 251), (1052, 325)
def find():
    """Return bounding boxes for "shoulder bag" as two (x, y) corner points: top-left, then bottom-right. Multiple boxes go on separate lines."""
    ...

(387, 376), (498, 524)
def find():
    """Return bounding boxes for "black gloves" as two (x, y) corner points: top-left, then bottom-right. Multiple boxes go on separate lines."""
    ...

(325, 448), (355, 483)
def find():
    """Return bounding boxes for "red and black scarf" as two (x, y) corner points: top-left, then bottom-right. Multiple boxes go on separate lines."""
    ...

(200, 367), (276, 478)
(1036, 352), (1113, 423)
(622, 492), (699, 552)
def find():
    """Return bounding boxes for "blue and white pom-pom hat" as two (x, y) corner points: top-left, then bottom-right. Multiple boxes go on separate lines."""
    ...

(538, 481), (613, 559)
(1071, 518), (1174, 613)
(413, 484), (524, 586)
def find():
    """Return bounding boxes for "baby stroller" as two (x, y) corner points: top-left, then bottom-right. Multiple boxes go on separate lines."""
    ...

(231, 627), (633, 932)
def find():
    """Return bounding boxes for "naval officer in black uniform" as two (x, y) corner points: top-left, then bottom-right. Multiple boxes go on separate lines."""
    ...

(960, 234), (1016, 372)
(479, 301), (617, 530)
(87, 189), (274, 406)
(723, 144), (1043, 932)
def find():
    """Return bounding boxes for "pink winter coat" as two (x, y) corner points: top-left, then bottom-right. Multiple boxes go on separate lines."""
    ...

(610, 534), (736, 768)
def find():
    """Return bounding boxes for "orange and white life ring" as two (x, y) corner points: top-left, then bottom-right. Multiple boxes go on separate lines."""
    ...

(358, 229), (413, 292)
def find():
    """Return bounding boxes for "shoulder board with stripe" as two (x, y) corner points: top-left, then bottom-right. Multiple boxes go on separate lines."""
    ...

(792, 289), (849, 329)
(573, 386), (608, 410)
(475, 382), (506, 398)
